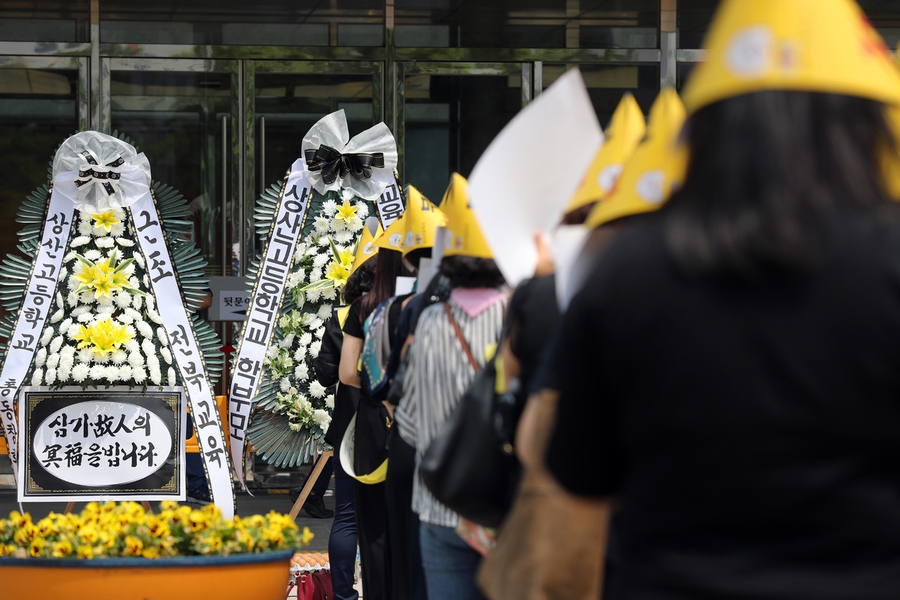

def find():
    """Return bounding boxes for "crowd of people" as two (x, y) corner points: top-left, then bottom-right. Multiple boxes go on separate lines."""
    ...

(300, 0), (900, 598)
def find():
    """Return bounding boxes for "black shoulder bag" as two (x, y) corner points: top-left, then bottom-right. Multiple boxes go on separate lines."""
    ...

(419, 303), (520, 528)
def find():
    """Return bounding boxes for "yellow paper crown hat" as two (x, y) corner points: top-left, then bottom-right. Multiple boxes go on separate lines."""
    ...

(586, 89), (688, 229)
(567, 93), (646, 212)
(880, 47), (900, 201)
(348, 217), (381, 278)
(440, 173), (493, 259)
(682, 0), (900, 115)
(375, 185), (446, 257)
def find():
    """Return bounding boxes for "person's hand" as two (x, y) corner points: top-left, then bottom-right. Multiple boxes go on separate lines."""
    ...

(534, 231), (554, 276)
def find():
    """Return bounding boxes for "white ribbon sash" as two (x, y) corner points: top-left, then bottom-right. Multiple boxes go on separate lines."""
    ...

(0, 186), (74, 481)
(228, 159), (311, 487)
(130, 190), (236, 519)
(375, 177), (406, 228)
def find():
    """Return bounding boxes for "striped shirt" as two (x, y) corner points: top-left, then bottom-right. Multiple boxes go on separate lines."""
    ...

(395, 296), (506, 527)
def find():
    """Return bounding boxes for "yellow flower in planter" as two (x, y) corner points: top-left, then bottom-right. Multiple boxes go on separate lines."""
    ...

(51, 539), (73, 558)
(28, 538), (45, 558)
(124, 536), (143, 557)
(76, 545), (93, 559)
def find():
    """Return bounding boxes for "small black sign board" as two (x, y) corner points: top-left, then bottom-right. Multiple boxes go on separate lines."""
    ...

(18, 387), (186, 502)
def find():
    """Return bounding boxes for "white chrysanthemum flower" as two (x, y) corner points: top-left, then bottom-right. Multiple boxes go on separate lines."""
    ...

(71, 306), (90, 317)
(57, 364), (71, 382)
(96, 353), (112, 364)
(49, 308), (64, 323)
(313, 253), (330, 268)
(70, 236), (90, 248)
(105, 366), (119, 382)
(77, 313), (92, 323)
(133, 252), (145, 268)
(44, 367), (56, 386)
(111, 350), (127, 365)
(322, 287), (337, 301)
(357, 203), (369, 218)
(314, 216), (330, 234)
(161, 347), (172, 364)
(78, 220), (93, 236)
(334, 230), (352, 244)
(31, 368), (42, 387)
(132, 294), (143, 311)
(136, 320), (153, 339)
(310, 316), (323, 330)
(142, 339), (155, 357)
(147, 309), (163, 325)
(317, 304), (332, 320)
(149, 367), (162, 386)
(35, 348), (47, 367)
(80, 290), (95, 304)
(125, 339), (140, 353)
(325, 395), (335, 410)
(294, 363), (309, 381)
(317, 236), (330, 247)
(157, 328), (169, 346)
(39, 328), (53, 347)
(313, 409), (331, 428)
(117, 314), (134, 325)
(130, 276), (141, 289)
(60, 345), (75, 359)
(67, 292), (79, 308)
(167, 367), (177, 387)
(280, 378), (291, 393)
(50, 335), (64, 354)
(77, 348), (93, 363)
(265, 347), (278, 360)
(96, 302), (114, 316)
(147, 354), (160, 372)
(286, 271), (302, 290)
(89, 364), (105, 380)
(341, 189), (355, 202)
(309, 340), (321, 357)
(295, 268), (306, 282)
(132, 366), (147, 384)
(322, 199), (338, 215)
(307, 289), (322, 303)
(293, 348), (305, 362)
(119, 365), (133, 381)
(84, 249), (102, 261)
(347, 216), (363, 232)
(110, 222), (125, 237)
(67, 324), (82, 341)
(72, 364), (91, 383)
(96, 237), (115, 248)
(128, 351), (145, 368)
(309, 268), (322, 283)
(56, 292), (64, 309)
(298, 332), (313, 347)
(60, 317), (73, 332)
(115, 291), (132, 308)
(115, 237), (135, 247)
(64, 251), (77, 263)
(289, 422), (304, 432)
(92, 224), (110, 237)
(123, 262), (135, 276)
(315, 327), (326, 339)
(279, 333), (295, 349)
(294, 243), (308, 262)
(47, 353), (59, 369)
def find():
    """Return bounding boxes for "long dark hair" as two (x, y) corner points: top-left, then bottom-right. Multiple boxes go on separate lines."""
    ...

(439, 255), (506, 289)
(665, 91), (896, 276)
(342, 258), (375, 305)
(359, 248), (405, 323)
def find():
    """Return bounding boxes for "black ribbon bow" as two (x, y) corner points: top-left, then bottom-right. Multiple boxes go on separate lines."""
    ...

(74, 151), (126, 196)
(304, 145), (385, 185)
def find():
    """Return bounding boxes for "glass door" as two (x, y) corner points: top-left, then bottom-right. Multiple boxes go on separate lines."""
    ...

(107, 58), (236, 278)
(400, 62), (525, 203)
(0, 55), (89, 312)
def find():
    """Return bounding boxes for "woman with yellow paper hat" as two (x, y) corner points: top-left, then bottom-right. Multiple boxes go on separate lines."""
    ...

(546, 0), (900, 598)
(395, 173), (508, 600)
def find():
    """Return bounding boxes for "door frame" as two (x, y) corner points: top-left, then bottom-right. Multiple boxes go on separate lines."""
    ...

(0, 55), (90, 131)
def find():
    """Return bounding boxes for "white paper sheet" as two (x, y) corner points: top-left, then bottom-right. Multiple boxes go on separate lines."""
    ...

(395, 276), (417, 296)
(416, 257), (436, 293)
(467, 69), (603, 287)
(551, 225), (590, 311)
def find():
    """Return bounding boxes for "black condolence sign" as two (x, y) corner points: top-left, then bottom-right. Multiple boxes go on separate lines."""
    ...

(18, 387), (186, 502)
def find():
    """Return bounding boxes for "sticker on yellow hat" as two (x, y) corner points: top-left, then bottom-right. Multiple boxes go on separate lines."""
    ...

(586, 89), (688, 229)
(682, 0), (900, 114)
(348, 217), (381, 278)
(567, 93), (646, 212)
(440, 173), (493, 259)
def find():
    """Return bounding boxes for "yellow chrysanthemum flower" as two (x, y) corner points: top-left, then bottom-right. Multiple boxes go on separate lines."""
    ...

(91, 210), (120, 233)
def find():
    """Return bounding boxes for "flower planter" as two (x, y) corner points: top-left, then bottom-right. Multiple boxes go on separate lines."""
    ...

(0, 549), (293, 600)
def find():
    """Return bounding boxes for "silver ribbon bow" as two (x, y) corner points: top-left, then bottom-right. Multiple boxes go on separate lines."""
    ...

(301, 109), (398, 200)
(52, 131), (152, 212)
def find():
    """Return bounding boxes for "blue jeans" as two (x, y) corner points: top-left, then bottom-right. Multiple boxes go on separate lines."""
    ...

(329, 457), (359, 600)
(419, 522), (486, 600)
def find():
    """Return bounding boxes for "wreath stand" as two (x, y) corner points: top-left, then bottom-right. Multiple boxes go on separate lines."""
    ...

(288, 449), (334, 520)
